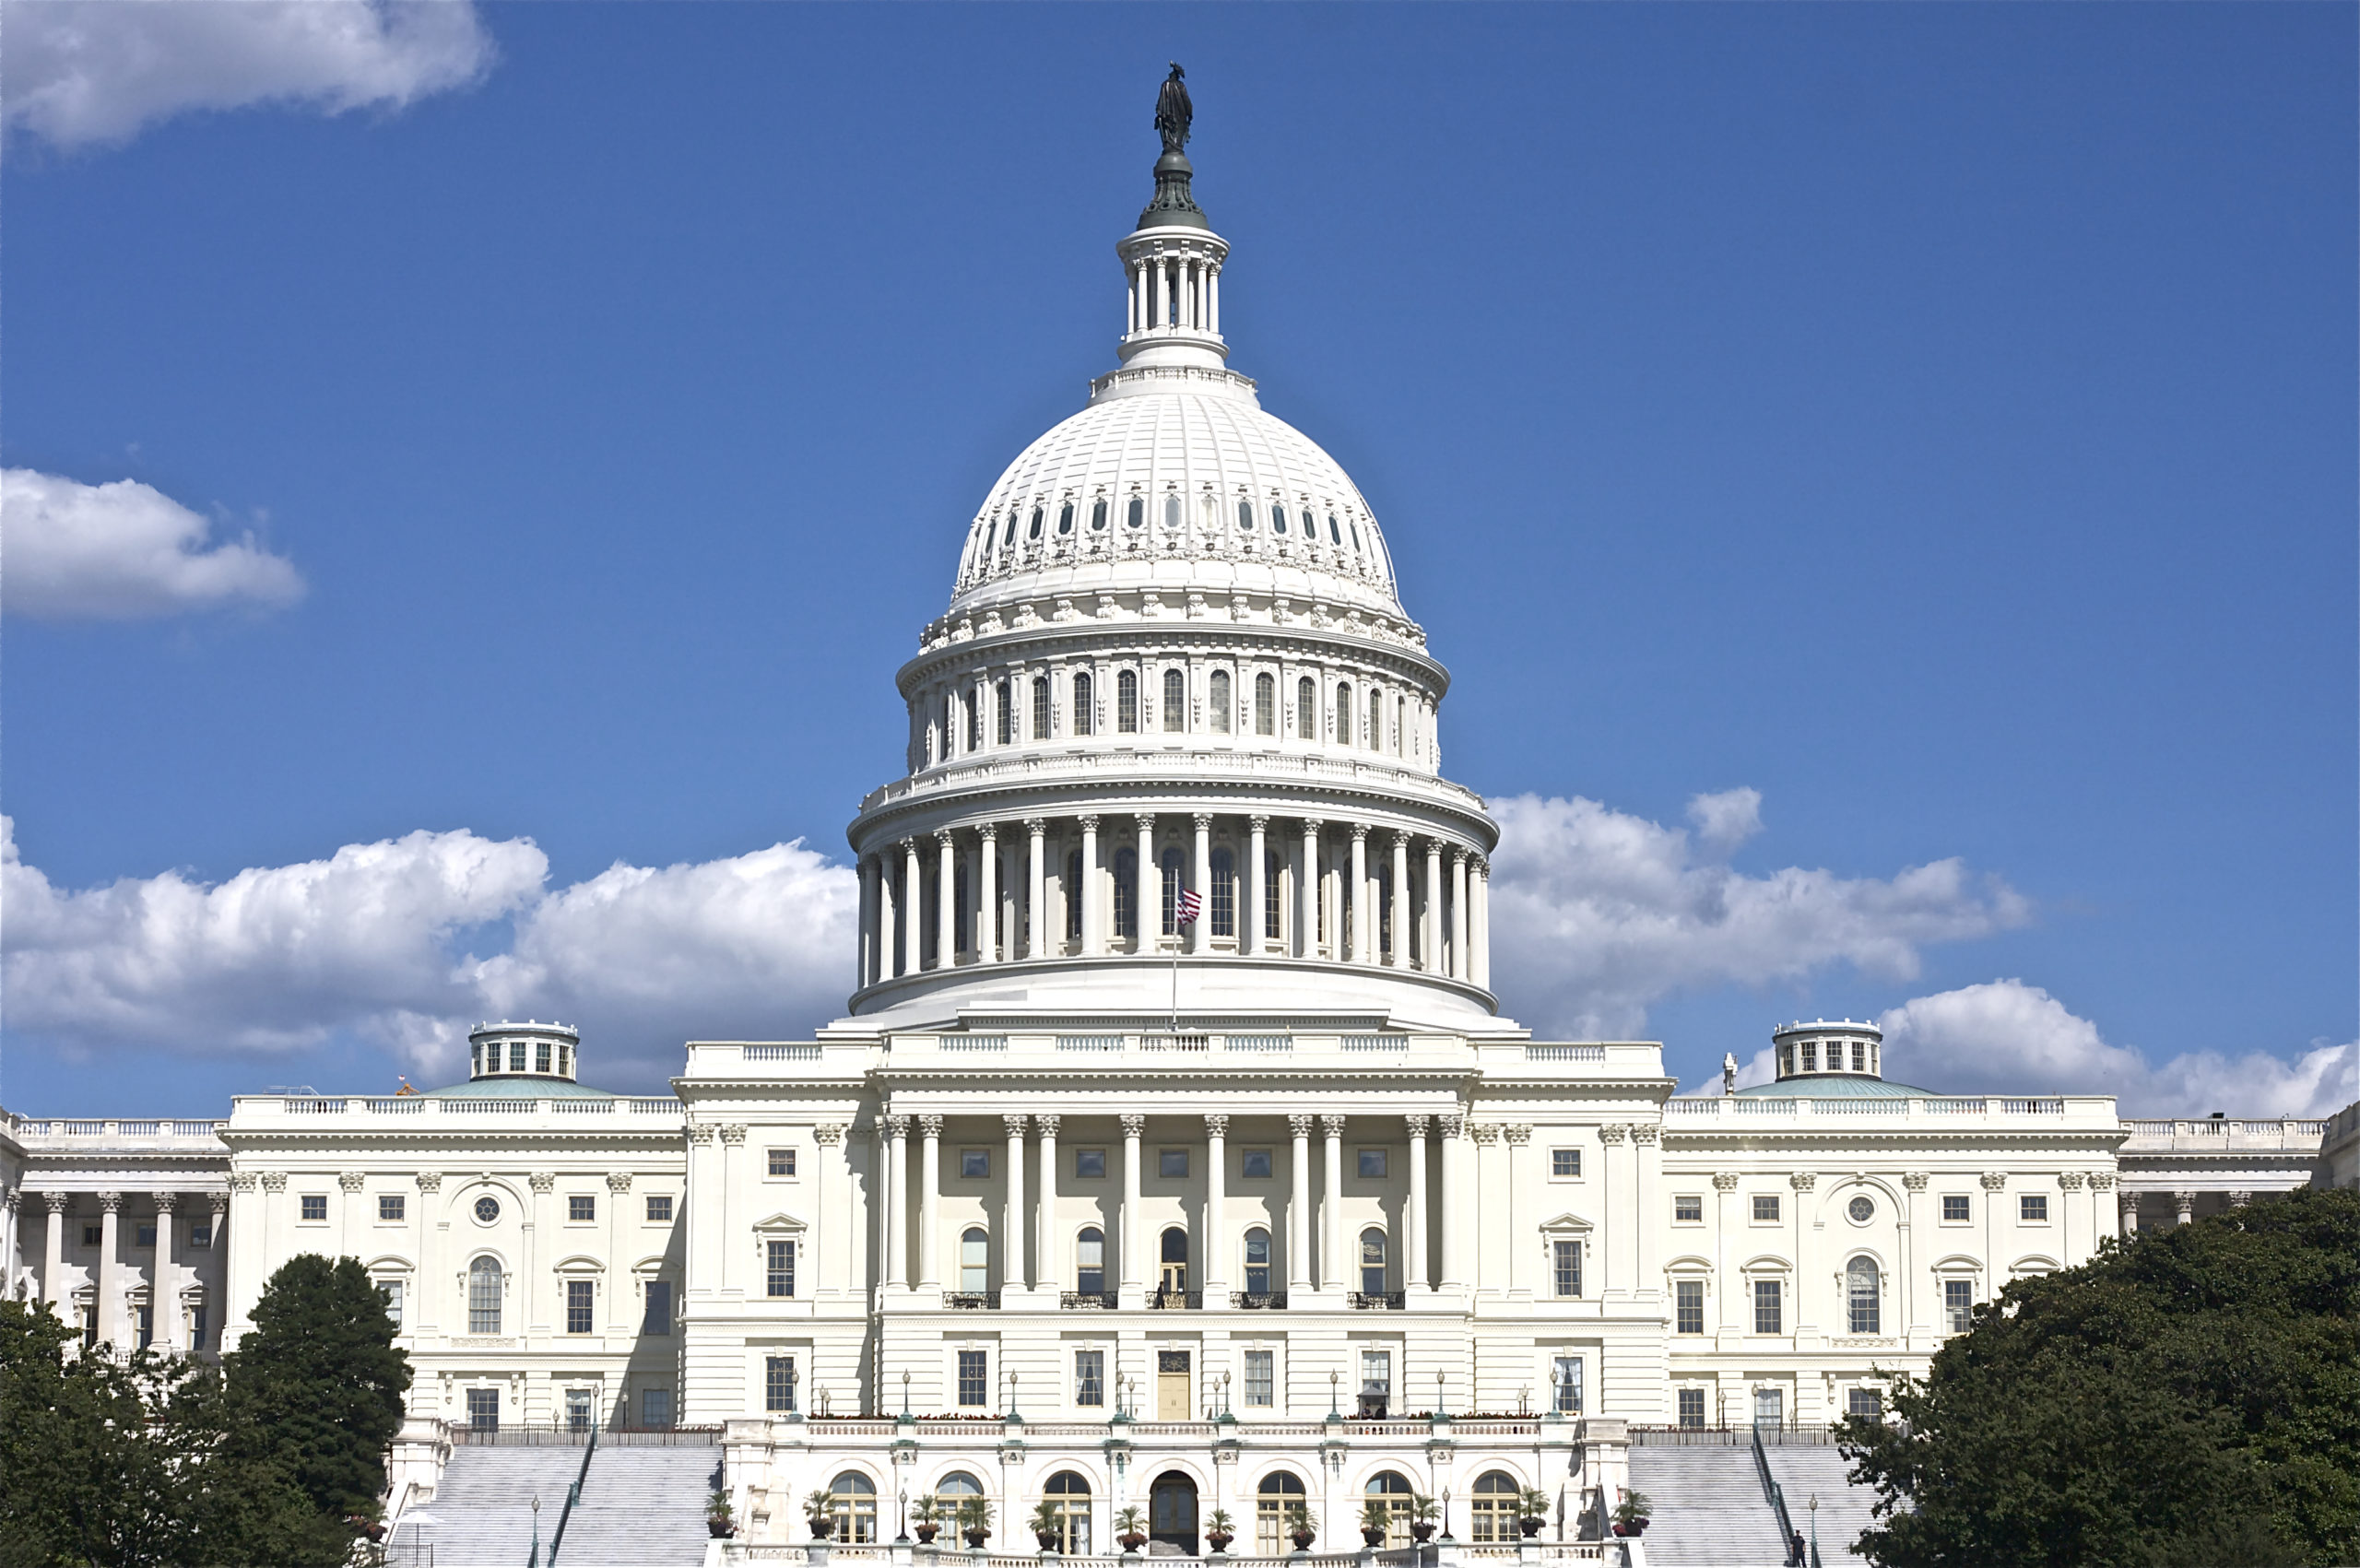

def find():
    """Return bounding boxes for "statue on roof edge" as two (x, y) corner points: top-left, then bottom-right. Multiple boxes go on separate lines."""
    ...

(1155, 63), (1192, 155)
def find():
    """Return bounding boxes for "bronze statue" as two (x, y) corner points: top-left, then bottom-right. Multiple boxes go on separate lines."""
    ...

(1155, 63), (1192, 154)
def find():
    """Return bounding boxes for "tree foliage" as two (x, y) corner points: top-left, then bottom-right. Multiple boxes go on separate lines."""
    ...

(1838, 1186), (2360, 1568)
(223, 1255), (412, 1521)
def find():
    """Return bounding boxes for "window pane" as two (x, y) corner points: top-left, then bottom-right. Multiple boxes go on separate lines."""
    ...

(1676, 1279), (1705, 1334)
(1210, 670), (1231, 732)
(1753, 1195), (1780, 1222)
(567, 1279), (593, 1333)
(1678, 1388), (1705, 1430)
(1242, 1149), (1272, 1179)
(1162, 669), (1185, 732)
(1552, 1239), (1582, 1298)
(1159, 1149), (1188, 1178)
(570, 1195), (596, 1221)
(768, 1238), (796, 1298)
(1075, 1149), (1106, 1179)
(1552, 1149), (1580, 1177)
(1244, 1349), (1274, 1407)
(1552, 1356), (1582, 1414)
(1076, 1350), (1104, 1406)
(958, 1350), (989, 1407)
(1358, 1149), (1386, 1178)
(1675, 1196), (1703, 1222)
(643, 1279), (672, 1336)
(1753, 1279), (1782, 1335)
(767, 1355), (798, 1413)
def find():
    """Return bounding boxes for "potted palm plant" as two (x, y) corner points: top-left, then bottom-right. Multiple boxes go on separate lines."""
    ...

(1031, 1498), (1065, 1553)
(914, 1494), (943, 1545)
(1610, 1492), (1652, 1539)
(959, 1494), (995, 1550)
(807, 1491), (837, 1539)
(1286, 1503), (1316, 1553)
(708, 1490), (737, 1539)
(1360, 1498), (1393, 1549)
(1205, 1508), (1236, 1555)
(1516, 1488), (1550, 1539)
(1409, 1495), (1440, 1544)
(1115, 1504), (1149, 1554)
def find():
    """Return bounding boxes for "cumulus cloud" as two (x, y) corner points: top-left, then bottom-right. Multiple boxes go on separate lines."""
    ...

(3, 0), (492, 152)
(1487, 790), (2030, 1038)
(2, 468), (305, 619)
(1876, 978), (2357, 1119)
(0, 818), (858, 1091)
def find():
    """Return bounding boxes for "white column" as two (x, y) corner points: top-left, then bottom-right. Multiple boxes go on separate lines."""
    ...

(206, 1195), (230, 1350)
(43, 1193), (68, 1307)
(918, 1116), (944, 1290)
(2119, 1189), (2141, 1238)
(1134, 815), (1157, 953)
(97, 1193), (122, 1350)
(858, 856), (879, 987)
(1438, 1116), (1465, 1291)
(1504, 1126), (1532, 1299)
(1004, 1115), (1028, 1291)
(936, 831), (957, 969)
(1026, 819), (1047, 959)
(1472, 857), (1491, 988)
(2175, 1190), (2195, 1227)
(1245, 816), (1268, 956)
(1120, 1114), (1145, 1299)
(978, 826), (999, 964)
(1451, 849), (1469, 980)
(1208, 264), (1220, 334)
(884, 1116), (909, 1288)
(1204, 1114), (1230, 1300)
(154, 1195), (181, 1350)
(901, 839), (923, 977)
(1035, 1114), (1060, 1291)
(1320, 1115), (1345, 1293)
(1132, 260), (1147, 333)
(1191, 814), (1212, 954)
(1388, 833), (1410, 967)
(877, 854), (898, 981)
(2059, 1172), (2085, 1263)
(1349, 825), (1371, 963)
(1079, 817), (1102, 957)
(1287, 1114), (1313, 1293)
(1150, 254), (1165, 330)
(1422, 840), (1445, 973)
(1404, 1118), (1430, 1293)
(1298, 819), (1322, 959)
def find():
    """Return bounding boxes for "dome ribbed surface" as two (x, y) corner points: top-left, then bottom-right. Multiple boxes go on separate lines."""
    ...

(1730, 1076), (1940, 1099)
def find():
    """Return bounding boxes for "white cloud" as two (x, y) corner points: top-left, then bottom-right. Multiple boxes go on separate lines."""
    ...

(3, 0), (493, 152)
(1487, 790), (2031, 1038)
(1877, 978), (2358, 1119)
(2, 468), (305, 619)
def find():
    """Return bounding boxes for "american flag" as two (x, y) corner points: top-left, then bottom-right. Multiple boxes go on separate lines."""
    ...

(1176, 888), (1203, 926)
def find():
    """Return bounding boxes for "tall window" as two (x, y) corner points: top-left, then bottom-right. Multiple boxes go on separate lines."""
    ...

(1359, 1229), (1387, 1296)
(1470, 1473), (1519, 1543)
(567, 1279), (593, 1334)
(1297, 677), (1316, 738)
(1113, 849), (1137, 939)
(1363, 1473), (1414, 1548)
(1160, 847), (1182, 936)
(1243, 1229), (1271, 1295)
(1077, 1229), (1105, 1296)
(643, 1279), (673, 1336)
(961, 1228), (989, 1292)
(1255, 672), (1275, 734)
(766, 1355), (798, 1413)
(1160, 1227), (1189, 1295)
(1847, 1257), (1880, 1334)
(378, 1279), (404, 1330)
(1394, 695), (1405, 754)
(1265, 851), (1282, 940)
(565, 1387), (593, 1432)
(1680, 1388), (1707, 1429)
(1552, 1238), (1583, 1298)
(1257, 1473), (1306, 1556)
(1073, 672), (1094, 735)
(957, 1350), (989, 1408)
(1552, 1356), (1583, 1415)
(830, 1473), (878, 1543)
(1366, 689), (1381, 749)
(1075, 1350), (1105, 1407)
(1210, 848), (1235, 936)
(1333, 683), (1351, 743)
(1066, 851), (1084, 940)
(767, 1239), (796, 1298)
(1210, 669), (1232, 732)
(994, 680), (1012, 745)
(467, 1257), (502, 1335)
(965, 690), (981, 751)
(1044, 1472), (1092, 1555)
(1243, 1348), (1274, 1407)
(1359, 1350), (1392, 1414)
(1162, 668), (1185, 732)
(1117, 670), (1139, 733)
(1945, 1279), (1974, 1333)
(1675, 1279), (1704, 1333)
(1032, 676), (1051, 739)
(1753, 1279), (1783, 1336)
(466, 1387), (500, 1431)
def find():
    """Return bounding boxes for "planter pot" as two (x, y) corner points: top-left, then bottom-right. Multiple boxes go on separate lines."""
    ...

(1206, 1534), (1234, 1554)
(1038, 1534), (1062, 1550)
(964, 1530), (991, 1550)
(709, 1520), (737, 1539)
(1610, 1525), (1626, 1539)
(915, 1526), (940, 1544)
(1290, 1532), (1317, 1552)
(1626, 1519), (1648, 1538)
(1518, 1519), (1544, 1539)
(811, 1521), (836, 1540)
(1363, 1529), (1388, 1549)
(1410, 1524), (1435, 1543)
(363, 1524), (386, 1543)
(1119, 1534), (1148, 1554)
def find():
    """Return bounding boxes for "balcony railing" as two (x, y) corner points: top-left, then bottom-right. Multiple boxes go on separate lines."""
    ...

(944, 1291), (1000, 1311)
(1150, 1288), (1203, 1310)
(1230, 1291), (1289, 1310)
(1059, 1291), (1117, 1310)
(1349, 1291), (1406, 1311)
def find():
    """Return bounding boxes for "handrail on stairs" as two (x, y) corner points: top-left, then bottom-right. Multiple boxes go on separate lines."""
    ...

(1752, 1421), (1802, 1568)
(547, 1422), (598, 1565)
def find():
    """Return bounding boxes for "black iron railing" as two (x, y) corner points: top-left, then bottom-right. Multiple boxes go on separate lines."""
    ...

(944, 1291), (1001, 1310)
(1348, 1291), (1406, 1311)
(1150, 1288), (1203, 1310)
(1230, 1291), (1289, 1309)
(1059, 1291), (1118, 1309)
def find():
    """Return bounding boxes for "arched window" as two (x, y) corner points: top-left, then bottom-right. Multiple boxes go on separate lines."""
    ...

(1334, 683), (1352, 744)
(1244, 1228), (1271, 1295)
(956, 862), (971, 954)
(467, 1256), (502, 1335)
(1127, 496), (1144, 528)
(966, 691), (982, 752)
(1237, 499), (1254, 531)
(1328, 513), (1342, 544)
(1032, 677), (1051, 740)
(961, 1228), (989, 1293)
(1366, 689), (1382, 749)
(1359, 1229), (1387, 1297)
(1159, 1227), (1189, 1298)
(1002, 512), (1020, 547)
(830, 1473), (879, 1543)
(1112, 850), (1137, 939)
(995, 680), (1012, 746)
(1847, 1256), (1880, 1335)
(1297, 678), (1317, 739)
(1269, 501), (1287, 533)
(1028, 506), (1044, 539)
(1469, 1472), (1521, 1544)
(1117, 670), (1139, 733)
(1066, 850), (1083, 940)
(1363, 1473), (1414, 1547)
(1044, 1471), (1092, 1555)
(1076, 1228), (1105, 1296)
(1210, 669), (1232, 733)
(1264, 850), (1283, 940)
(1164, 492), (1182, 528)
(1394, 695), (1405, 755)
(938, 1472), (985, 1502)
(1160, 847), (1183, 936)
(1092, 498), (1108, 531)
(1257, 1473), (1307, 1555)
(1073, 672), (1094, 736)
(1162, 669), (1185, 732)
(1255, 673), (1275, 735)
(1210, 847), (1235, 937)
(1058, 501), (1075, 535)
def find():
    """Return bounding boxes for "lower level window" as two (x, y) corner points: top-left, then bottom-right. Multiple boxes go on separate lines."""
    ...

(1675, 1279), (1704, 1333)
(380, 1279), (406, 1329)
(466, 1387), (500, 1431)
(642, 1279), (673, 1336)
(957, 1350), (989, 1408)
(1846, 1387), (1882, 1420)
(1945, 1279), (1974, 1333)
(766, 1355), (798, 1414)
(1552, 1355), (1582, 1415)
(1074, 1349), (1104, 1407)
(1678, 1388), (1705, 1429)
(1753, 1279), (1783, 1335)
(565, 1388), (594, 1432)
(1243, 1349), (1274, 1408)
(640, 1386), (673, 1429)
(1552, 1239), (1583, 1298)
(189, 1303), (207, 1350)
(566, 1279), (593, 1334)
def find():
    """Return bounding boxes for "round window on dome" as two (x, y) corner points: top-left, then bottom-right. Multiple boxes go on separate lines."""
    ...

(1058, 502), (1074, 535)
(1091, 499), (1107, 531)
(1127, 497), (1144, 528)
(475, 1196), (501, 1225)
(1848, 1197), (1875, 1223)
(1236, 500), (1254, 531)
(1029, 506), (1044, 539)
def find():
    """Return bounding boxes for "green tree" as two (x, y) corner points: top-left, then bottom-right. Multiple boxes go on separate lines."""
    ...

(223, 1255), (412, 1524)
(1839, 1186), (2360, 1568)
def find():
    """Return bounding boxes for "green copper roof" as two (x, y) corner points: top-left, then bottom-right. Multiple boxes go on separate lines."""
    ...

(1730, 1075), (1941, 1100)
(419, 1076), (618, 1100)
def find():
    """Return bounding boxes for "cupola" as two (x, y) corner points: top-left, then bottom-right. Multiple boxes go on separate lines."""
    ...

(1771, 1019), (1882, 1082)
(466, 1020), (581, 1084)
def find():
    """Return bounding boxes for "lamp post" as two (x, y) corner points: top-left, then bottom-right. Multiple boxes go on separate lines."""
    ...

(1809, 1494), (1820, 1563)
(530, 1495), (542, 1566)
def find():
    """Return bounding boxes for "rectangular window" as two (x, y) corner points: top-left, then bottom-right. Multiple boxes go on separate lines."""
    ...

(1033, 678), (1051, 739)
(2020, 1194), (2047, 1222)
(1551, 1356), (1582, 1415)
(1552, 1148), (1580, 1178)
(1801, 1042), (1817, 1071)
(1851, 1042), (1867, 1072)
(1753, 1279), (1784, 1335)
(1676, 1279), (1705, 1334)
(1552, 1238), (1583, 1297)
(961, 1149), (990, 1179)
(769, 1148), (796, 1177)
(466, 1387), (500, 1431)
(190, 1303), (207, 1350)
(1244, 1349), (1274, 1408)
(642, 1279), (673, 1336)
(300, 1195), (327, 1222)
(1945, 1279), (1974, 1333)
(135, 1222), (157, 1248)
(565, 1388), (594, 1433)
(134, 1302), (151, 1349)
(570, 1195), (596, 1222)
(1674, 1195), (1703, 1222)
(1072, 1349), (1106, 1407)
(1358, 1149), (1387, 1178)
(537, 1041), (553, 1074)
(567, 1279), (594, 1333)
(380, 1279), (405, 1329)
(646, 1194), (674, 1223)
(189, 1222), (212, 1250)
(767, 1239), (796, 1298)
(640, 1386), (673, 1429)
(1752, 1194), (1780, 1222)
(766, 1355), (798, 1414)
(380, 1194), (407, 1222)
(1159, 1149), (1189, 1178)
(81, 1223), (102, 1248)
(1265, 850), (1282, 939)
(1075, 1148), (1106, 1179)
(1847, 1387), (1882, 1420)
(1241, 1149), (1273, 1179)
(1943, 1195), (1970, 1221)
(1678, 1387), (1706, 1429)
(1360, 1350), (1392, 1400)
(511, 1042), (528, 1072)
(957, 1350), (988, 1408)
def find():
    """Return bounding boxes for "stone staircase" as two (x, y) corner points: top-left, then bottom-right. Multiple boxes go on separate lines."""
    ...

(1762, 1447), (1881, 1565)
(553, 1443), (720, 1566)
(390, 1445), (587, 1567)
(1627, 1445), (1792, 1568)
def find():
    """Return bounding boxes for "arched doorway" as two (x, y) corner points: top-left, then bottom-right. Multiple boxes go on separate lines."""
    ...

(1149, 1470), (1198, 1555)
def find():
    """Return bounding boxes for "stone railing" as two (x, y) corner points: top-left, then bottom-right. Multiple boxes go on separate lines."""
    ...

(9, 1116), (227, 1148)
(1663, 1095), (2119, 1129)
(227, 1095), (684, 1125)
(2118, 1118), (2329, 1152)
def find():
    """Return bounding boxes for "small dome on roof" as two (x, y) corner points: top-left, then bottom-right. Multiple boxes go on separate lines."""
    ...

(1730, 1074), (1939, 1100)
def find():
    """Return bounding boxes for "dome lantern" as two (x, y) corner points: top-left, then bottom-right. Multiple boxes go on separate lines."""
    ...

(1771, 1019), (1883, 1083)
(466, 1020), (581, 1084)
(1115, 63), (1231, 377)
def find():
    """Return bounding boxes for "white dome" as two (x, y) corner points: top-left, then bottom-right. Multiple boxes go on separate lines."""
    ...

(946, 369), (1405, 622)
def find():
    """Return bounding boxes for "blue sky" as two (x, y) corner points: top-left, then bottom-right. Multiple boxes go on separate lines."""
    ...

(3, 2), (2353, 1117)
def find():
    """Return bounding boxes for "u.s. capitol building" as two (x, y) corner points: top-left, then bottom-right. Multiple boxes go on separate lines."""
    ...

(4, 74), (2348, 1563)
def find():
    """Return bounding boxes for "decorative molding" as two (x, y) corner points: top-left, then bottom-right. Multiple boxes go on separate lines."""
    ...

(884, 1114), (911, 1138)
(1598, 1124), (1628, 1145)
(1712, 1173), (1740, 1192)
(416, 1173), (444, 1193)
(1630, 1125), (1660, 1146)
(1003, 1114), (1031, 1138)
(2058, 1173), (2087, 1190)
(99, 1191), (124, 1211)
(813, 1125), (846, 1148)
(529, 1172), (557, 1193)
(260, 1173), (288, 1193)
(1033, 1114), (1060, 1138)
(607, 1172), (635, 1192)
(225, 1176), (254, 1197)
(917, 1114), (944, 1138)
(687, 1125), (716, 1146)
(1979, 1173), (2008, 1192)
(1437, 1114), (1464, 1139)
(719, 1125), (749, 1146)
(1402, 1114), (1430, 1138)
(1287, 1114), (1314, 1139)
(340, 1172), (367, 1192)
(1075, 815), (1099, 835)
(1504, 1125), (1532, 1146)
(2088, 1173), (2116, 1192)
(1788, 1173), (1817, 1192)
(1119, 1114), (1146, 1138)
(1203, 1114), (1231, 1138)
(1901, 1173), (1929, 1191)
(1469, 1125), (1500, 1147)
(1321, 1114), (1348, 1138)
